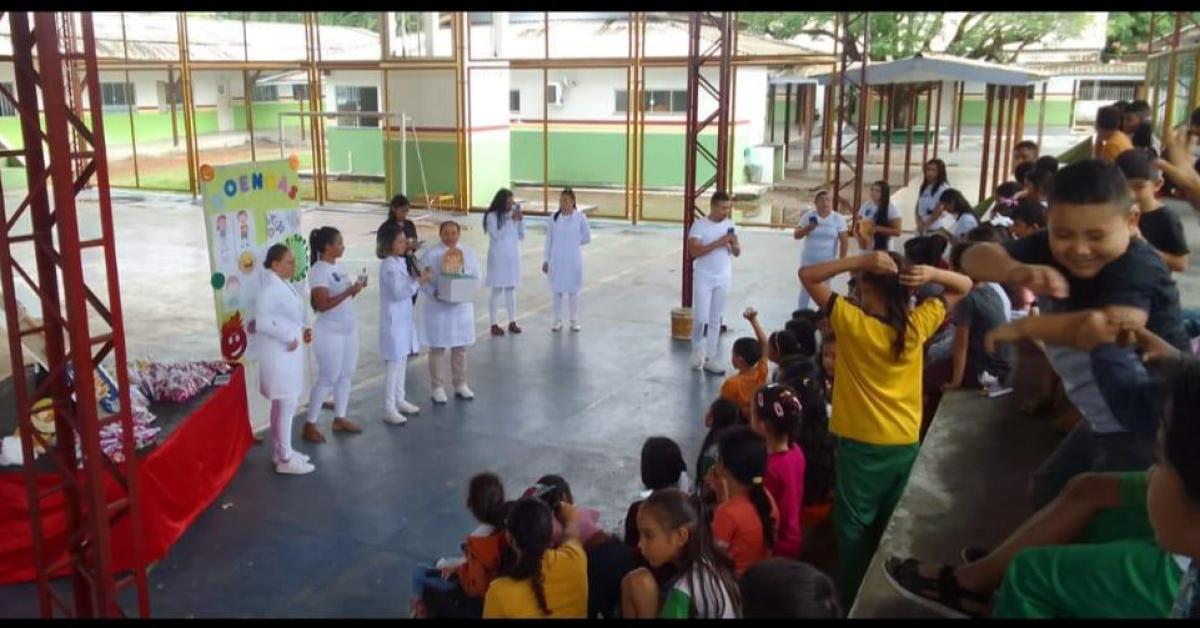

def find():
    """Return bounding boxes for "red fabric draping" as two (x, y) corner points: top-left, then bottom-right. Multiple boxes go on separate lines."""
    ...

(0, 366), (251, 584)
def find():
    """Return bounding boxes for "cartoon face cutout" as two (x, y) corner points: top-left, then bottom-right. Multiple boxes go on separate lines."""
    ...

(442, 247), (464, 275)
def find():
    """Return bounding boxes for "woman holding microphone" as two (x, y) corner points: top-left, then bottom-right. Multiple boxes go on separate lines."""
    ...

(794, 189), (848, 311)
(483, 188), (525, 336)
(303, 226), (367, 444)
(256, 244), (315, 475)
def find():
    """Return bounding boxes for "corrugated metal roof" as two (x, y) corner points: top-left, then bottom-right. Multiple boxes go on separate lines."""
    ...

(812, 53), (1050, 86)
(1024, 61), (1145, 77)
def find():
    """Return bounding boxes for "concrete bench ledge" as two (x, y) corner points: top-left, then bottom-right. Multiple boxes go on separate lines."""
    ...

(849, 391), (1061, 618)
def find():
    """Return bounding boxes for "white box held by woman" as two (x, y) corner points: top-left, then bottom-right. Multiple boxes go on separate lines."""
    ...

(436, 274), (478, 303)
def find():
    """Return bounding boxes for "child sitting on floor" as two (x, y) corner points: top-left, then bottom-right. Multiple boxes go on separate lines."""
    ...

(740, 558), (841, 618)
(483, 497), (588, 618)
(620, 489), (741, 618)
(412, 472), (507, 618)
(709, 426), (779, 575)
(1116, 148), (1190, 274)
(720, 307), (769, 419)
(696, 398), (745, 508)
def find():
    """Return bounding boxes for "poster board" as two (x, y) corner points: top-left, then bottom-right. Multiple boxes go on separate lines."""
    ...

(201, 157), (308, 430)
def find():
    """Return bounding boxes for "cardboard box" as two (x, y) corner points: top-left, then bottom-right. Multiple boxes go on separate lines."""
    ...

(436, 275), (478, 303)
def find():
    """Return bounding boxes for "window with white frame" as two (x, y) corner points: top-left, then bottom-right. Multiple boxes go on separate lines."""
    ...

(1078, 80), (1140, 102)
(614, 89), (689, 113)
(0, 83), (14, 117)
(252, 84), (280, 102)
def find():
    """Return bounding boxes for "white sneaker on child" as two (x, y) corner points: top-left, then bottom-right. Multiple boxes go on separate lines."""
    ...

(551, 320), (563, 332)
(703, 359), (726, 375)
(431, 387), (449, 404)
(396, 400), (421, 414)
(275, 457), (315, 475)
(455, 385), (475, 400)
(384, 408), (408, 425)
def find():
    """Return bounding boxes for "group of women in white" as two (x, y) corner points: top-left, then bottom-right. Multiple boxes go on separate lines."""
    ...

(251, 188), (591, 475)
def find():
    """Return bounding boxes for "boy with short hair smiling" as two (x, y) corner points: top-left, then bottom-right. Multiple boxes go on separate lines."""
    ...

(959, 159), (1188, 510)
(1116, 148), (1190, 273)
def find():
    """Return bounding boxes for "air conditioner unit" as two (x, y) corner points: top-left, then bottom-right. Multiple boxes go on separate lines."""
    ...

(547, 81), (565, 106)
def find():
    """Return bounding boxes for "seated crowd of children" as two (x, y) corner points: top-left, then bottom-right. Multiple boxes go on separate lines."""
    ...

(407, 104), (1200, 619)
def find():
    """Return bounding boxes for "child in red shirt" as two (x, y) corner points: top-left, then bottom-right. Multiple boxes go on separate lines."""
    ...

(709, 426), (779, 575)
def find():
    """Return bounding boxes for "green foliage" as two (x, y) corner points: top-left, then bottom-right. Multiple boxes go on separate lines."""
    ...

(741, 12), (1088, 62)
(1105, 12), (1200, 56)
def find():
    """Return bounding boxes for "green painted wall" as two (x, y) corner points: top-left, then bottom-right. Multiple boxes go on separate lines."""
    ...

(469, 131), (512, 208)
(385, 136), (459, 200)
(326, 127), (385, 176)
(511, 127), (751, 190)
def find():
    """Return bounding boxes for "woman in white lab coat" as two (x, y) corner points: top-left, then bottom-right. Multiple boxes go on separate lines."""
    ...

(303, 226), (367, 444)
(255, 244), (314, 475)
(483, 187), (525, 337)
(378, 223), (433, 424)
(419, 221), (480, 404)
(542, 187), (592, 332)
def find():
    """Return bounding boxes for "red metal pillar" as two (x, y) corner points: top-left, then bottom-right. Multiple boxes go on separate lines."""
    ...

(978, 84), (995, 204)
(933, 80), (943, 159)
(883, 84), (895, 184)
(832, 12), (870, 215)
(921, 82), (933, 165)
(0, 12), (148, 618)
(681, 12), (734, 307)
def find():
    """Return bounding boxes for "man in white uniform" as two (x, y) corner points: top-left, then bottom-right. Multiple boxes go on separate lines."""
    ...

(688, 192), (740, 375)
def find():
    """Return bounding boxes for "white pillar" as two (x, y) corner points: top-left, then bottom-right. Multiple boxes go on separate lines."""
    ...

(493, 12), (509, 58)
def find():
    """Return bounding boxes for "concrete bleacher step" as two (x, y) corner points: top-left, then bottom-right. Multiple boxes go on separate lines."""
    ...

(848, 391), (1061, 618)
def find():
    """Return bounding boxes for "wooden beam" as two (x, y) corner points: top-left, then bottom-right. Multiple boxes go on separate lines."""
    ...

(922, 82), (933, 166)
(991, 86), (1006, 193)
(979, 84), (995, 205)
(802, 84), (814, 171)
(1036, 81), (1047, 147)
(783, 83), (793, 164)
(904, 85), (916, 184)
(933, 80), (942, 160)
(955, 80), (966, 151)
(883, 83), (895, 185)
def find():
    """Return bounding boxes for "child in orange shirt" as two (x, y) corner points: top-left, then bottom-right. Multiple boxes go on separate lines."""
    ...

(412, 472), (508, 618)
(709, 426), (779, 576)
(720, 308), (769, 418)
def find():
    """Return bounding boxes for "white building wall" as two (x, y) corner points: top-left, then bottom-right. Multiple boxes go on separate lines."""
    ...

(384, 70), (456, 128)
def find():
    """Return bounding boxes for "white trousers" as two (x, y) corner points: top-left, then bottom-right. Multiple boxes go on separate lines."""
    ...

(307, 327), (359, 424)
(384, 357), (409, 411)
(271, 397), (299, 463)
(552, 292), (580, 323)
(691, 276), (728, 360)
(489, 287), (517, 325)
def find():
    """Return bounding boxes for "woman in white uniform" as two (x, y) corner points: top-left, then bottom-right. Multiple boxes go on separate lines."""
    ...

(377, 222), (433, 424)
(419, 221), (480, 404)
(794, 189), (849, 310)
(914, 159), (952, 236)
(303, 226), (366, 444)
(688, 191), (740, 375)
(542, 187), (592, 332)
(483, 188), (525, 336)
(855, 180), (903, 252)
(256, 244), (314, 475)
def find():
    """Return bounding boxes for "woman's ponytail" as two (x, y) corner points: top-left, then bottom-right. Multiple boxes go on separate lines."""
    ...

(504, 497), (554, 616)
(748, 480), (776, 550)
(309, 226), (340, 266)
(717, 427), (775, 551)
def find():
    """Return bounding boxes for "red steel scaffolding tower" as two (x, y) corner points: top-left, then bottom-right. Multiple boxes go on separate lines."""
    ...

(831, 13), (870, 216)
(0, 12), (149, 618)
(681, 12), (735, 306)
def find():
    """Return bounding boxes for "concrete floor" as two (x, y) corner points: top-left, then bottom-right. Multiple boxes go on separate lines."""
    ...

(0, 188), (820, 618)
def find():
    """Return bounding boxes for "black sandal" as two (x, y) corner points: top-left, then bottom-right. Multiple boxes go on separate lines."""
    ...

(883, 557), (992, 619)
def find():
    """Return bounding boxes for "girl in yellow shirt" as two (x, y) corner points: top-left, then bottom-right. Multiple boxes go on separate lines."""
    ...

(483, 497), (589, 619)
(799, 251), (972, 609)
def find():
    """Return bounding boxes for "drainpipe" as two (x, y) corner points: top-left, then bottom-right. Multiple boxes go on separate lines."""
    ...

(493, 12), (509, 58)
(424, 12), (437, 56)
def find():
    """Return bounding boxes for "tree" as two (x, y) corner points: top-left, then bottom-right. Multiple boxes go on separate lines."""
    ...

(1105, 12), (1200, 56)
(741, 12), (1088, 63)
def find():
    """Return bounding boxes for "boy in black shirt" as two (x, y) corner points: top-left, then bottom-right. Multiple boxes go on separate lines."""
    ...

(960, 159), (1187, 510)
(1116, 148), (1190, 273)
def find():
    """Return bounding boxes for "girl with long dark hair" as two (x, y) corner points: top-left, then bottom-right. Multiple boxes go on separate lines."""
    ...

(483, 497), (588, 618)
(856, 180), (902, 252)
(709, 426), (777, 576)
(482, 188), (525, 336)
(303, 226), (367, 443)
(916, 159), (951, 236)
(621, 488), (741, 618)
(543, 187), (592, 332)
(799, 250), (972, 607)
(377, 222), (432, 424)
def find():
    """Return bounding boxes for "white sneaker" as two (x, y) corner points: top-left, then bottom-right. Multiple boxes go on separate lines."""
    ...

(690, 348), (706, 370)
(396, 400), (421, 414)
(703, 359), (726, 375)
(570, 320), (581, 332)
(275, 457), (315, 475)
(551, 320), (563, 332)
(431, 387), (449, 404)
(384, 409), (408, 425)
(455, 385), (475, 400)
(272, 451), (310, 466)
